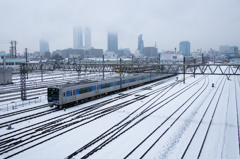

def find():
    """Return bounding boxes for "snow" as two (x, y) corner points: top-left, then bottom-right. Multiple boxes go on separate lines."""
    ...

(0, 72), (240, 159)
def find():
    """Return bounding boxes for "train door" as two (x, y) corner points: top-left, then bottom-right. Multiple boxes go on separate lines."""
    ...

(96, 85), (99, 94)
(63, 91), (66, 104)
(73, 89), (76, 101)
(66, 90), (71, 103)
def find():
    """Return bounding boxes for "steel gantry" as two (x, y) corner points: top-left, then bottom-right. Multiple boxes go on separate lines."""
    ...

(19, 62), (240, 100)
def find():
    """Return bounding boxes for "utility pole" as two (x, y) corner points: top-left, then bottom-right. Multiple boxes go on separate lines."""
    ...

(102, 55), (104, 80)
(3, 57), (5, 85)
(132, 55), (134, 73)
(120, 58), (122, 90)
(183, 57), (185, 84)
(14, 41), (17, 58)
(193, 58), (195, 78)
(41, 56), (43, 81)
(25, 48), (28, 79)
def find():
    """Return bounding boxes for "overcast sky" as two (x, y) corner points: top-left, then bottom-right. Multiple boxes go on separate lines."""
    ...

(0, 0), (239, 54)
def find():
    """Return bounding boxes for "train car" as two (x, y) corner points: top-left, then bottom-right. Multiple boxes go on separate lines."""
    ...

(48, 73), (174, 109)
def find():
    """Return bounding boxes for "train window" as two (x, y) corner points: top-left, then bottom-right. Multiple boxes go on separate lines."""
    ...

(73, 90), (75, 95)
(92, 86), (95, 91)
(63, 92), (65, 97)
(76, 89), (79, 95)
(130, 78), (135, 82)
(101, 83), (111, 89)
(79, 87), (92, 94)
(70, 90), (72, 96)
(66, 91), (70, 97)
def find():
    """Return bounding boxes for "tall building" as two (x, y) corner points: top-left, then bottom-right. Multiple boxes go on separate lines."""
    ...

(219, 45), (229, 54)
(39, 39), (49, 55)
(179, 41), (190, 56)
(84, 27), (91, 48)
(73, 26), (83, 49)
(107, 31), (118, 53)
(138, 34), (144, 55)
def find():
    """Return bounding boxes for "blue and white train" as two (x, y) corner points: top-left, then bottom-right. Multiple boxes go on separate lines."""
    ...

(47, 73), (174, 109)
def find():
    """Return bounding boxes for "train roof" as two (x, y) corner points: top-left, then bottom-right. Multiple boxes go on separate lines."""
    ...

(49, 73), (150, 89)
(51, 79), (98, 89)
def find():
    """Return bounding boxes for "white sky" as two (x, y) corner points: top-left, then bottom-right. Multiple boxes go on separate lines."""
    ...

(0, 0), (239, 54)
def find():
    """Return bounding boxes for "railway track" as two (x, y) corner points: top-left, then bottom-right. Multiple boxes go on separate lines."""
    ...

(0, 109), (59, 129)
(0, 104), (49, 119)
(181, 76), (226, 158)
(64, 76), (207, 158)
(0, 77), (179, 158)
(0, 91), (47, 103)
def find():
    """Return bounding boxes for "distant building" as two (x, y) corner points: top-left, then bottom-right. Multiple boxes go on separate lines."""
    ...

(86, 49), (103, 58)
(221, 46), (239, 60)
(0, 69), (12, 84)
(191, 52), (203, 63)
(52, 50), (61, 58)
(103, 51), (117, 58)
(134, 50), (140, 58)
(160, 54), (183, 62)
(138, 34), (144, 55)
(143, 47), (158, 57)
(33, 51), (40, 58)
(116, 48), (131, 58)
(73, 26), (83, 49)
(44, 51), (51, 59)
(39, 39), (49, 55)
(219, 45), (229, 54)
(69, 49), (85, 59)
(107, 31), (118, 53)
(61, 48), (85, 59)
(229, 46), (239, 54)
(85, 27), (91, 48)
(179, 41), (190, 56)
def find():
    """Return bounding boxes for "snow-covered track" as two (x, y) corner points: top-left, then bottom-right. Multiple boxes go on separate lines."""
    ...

(65, 77), (206, 159)
(181, 76), (226, 158)
(0, 109), (59, 129)
(0, 104), (49, 119)
(0, 77), (177, 158)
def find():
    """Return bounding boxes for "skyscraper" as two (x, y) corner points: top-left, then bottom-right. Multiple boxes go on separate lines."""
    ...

(84, 27), (91, 48)
(107, 31), (118, 53)
(73, 26), (83, 49)
(138, 34), (144, 55)
(179, 41), (190, 56)
(39, 39), (49, 55)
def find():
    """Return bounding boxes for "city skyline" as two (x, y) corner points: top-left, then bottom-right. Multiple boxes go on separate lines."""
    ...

(0, 0), (239, 53)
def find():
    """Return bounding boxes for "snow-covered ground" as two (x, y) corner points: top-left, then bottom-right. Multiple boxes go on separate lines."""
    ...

(0, 73), (239, 159)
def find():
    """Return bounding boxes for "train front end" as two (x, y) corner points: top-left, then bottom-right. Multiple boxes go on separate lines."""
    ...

(48, 88), (59, 107)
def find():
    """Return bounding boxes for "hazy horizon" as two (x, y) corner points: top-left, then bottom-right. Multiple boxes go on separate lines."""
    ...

(0, 0), (239, 54)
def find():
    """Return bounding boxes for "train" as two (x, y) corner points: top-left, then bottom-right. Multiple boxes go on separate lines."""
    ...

(47, 73), (175, 109)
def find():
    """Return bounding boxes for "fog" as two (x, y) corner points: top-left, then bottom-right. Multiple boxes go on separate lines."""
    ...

(0, 0), (239, 54)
